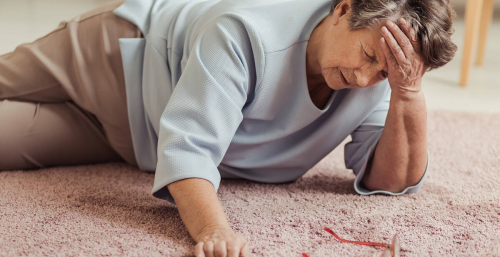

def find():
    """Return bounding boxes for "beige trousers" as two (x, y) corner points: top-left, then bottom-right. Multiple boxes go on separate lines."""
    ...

(0, 0), (142, 171)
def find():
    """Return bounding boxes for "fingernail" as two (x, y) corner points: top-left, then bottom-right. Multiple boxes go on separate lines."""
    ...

(400, 18), (406, 25)
(387, 20), (394, 27)
(382, 26), (388, 33)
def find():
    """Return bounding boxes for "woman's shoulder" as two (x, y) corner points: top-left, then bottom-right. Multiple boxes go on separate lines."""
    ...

(193, 0), (332, 53)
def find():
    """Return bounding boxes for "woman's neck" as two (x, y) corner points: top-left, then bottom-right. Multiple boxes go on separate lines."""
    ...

(306, 15), (330, 85)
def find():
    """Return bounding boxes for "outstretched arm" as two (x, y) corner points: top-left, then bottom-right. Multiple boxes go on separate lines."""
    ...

(151, 16), (257, 257)
(168, 178), (250, 257)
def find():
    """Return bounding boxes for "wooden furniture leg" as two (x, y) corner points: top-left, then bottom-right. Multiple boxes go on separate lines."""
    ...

(476, 0), (494, 66)
(460, 0), (484, 87)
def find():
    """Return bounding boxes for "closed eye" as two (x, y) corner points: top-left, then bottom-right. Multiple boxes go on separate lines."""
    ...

(364, 50), (377, 64)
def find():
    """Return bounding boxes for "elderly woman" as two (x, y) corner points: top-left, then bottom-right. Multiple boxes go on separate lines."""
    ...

(0, 0), (456, 255)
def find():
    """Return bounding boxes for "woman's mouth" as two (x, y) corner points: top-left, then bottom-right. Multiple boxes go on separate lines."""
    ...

(339, 69), (352, 87)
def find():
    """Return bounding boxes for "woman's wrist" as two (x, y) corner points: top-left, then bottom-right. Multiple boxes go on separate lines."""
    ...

(167, 178), (230, 242)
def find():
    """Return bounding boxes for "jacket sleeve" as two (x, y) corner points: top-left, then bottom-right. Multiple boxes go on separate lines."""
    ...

(344, 86), (430, 195)
(151, 17), (256, 205)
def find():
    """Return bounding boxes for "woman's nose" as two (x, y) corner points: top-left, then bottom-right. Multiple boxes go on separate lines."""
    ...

(354, 68), (379, 88)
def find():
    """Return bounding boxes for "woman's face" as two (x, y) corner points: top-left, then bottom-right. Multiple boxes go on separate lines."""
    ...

(319, 1), (389, 90)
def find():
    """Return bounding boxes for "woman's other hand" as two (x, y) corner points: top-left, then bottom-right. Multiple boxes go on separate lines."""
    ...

(380, 18), (428, 98)
(195, 225), (251, 257)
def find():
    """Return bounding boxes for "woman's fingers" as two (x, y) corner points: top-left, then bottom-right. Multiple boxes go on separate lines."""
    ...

(380, 37), (397, 69)
(214, 240), (227, 257)
(203, 240), (215, 257)
(226, 239), (241, 257)
(397, 18), (415, 44)
(241, 241), (251, 257)
(195, 242), (205, 257)
(397, 18), (422, 53)
(384, 20), (413, 58)
(197, 239), (245, 257)
(381, 26), (406, 67)
(195, 227), (250, 257)
(226, 237), (249, 257)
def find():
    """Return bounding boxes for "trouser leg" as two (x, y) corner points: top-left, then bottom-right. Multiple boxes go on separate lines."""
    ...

(0, 100), (123, 171)
(0, 0), (141, 167)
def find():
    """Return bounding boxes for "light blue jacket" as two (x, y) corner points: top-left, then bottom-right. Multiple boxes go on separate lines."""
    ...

(113, 0), (430, 205)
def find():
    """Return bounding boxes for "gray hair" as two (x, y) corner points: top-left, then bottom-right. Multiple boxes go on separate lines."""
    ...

(330, 0), (458, 70)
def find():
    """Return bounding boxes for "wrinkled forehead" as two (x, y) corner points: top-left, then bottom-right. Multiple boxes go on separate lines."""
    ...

(357, 23), (389, 69)
(361, 24), (386, 52)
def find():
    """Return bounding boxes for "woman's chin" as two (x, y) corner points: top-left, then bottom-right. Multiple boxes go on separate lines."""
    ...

(322, 68), (344, 90)
(324, 78), (342, 91)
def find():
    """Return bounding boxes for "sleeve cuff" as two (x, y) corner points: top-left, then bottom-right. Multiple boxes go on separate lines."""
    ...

(150, 157), (222, 205)
(353, 145), (431, 196)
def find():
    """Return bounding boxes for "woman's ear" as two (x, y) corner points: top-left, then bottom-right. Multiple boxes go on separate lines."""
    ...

(331, 0), (351, 25)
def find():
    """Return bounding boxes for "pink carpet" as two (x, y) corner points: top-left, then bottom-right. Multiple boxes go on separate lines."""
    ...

(1, 109), (499, 256)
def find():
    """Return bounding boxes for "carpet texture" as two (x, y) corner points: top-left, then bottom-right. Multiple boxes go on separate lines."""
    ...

(1, 109), (499, 257)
